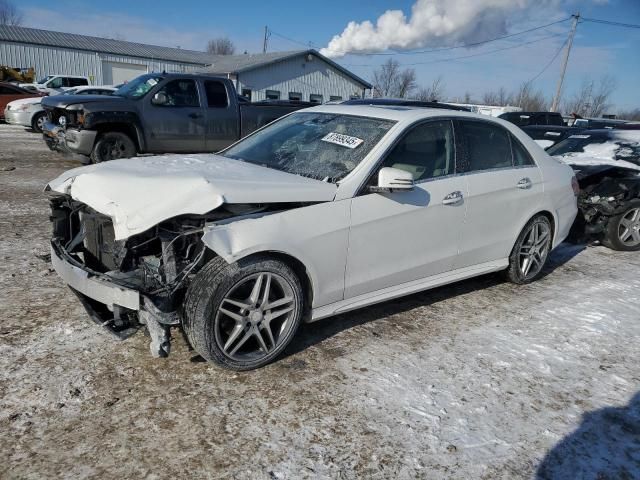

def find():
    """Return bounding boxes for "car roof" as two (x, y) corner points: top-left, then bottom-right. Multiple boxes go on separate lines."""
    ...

(294, 104), (506, 123)
(341, 98), (470, 111)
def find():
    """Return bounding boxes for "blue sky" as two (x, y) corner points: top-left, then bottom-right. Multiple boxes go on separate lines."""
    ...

(15, 0), (640, 110)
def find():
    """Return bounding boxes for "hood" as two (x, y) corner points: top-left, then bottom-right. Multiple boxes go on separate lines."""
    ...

(47, 154), (337, 240)
(7, 96), (42, 108)
(42, 94), (124, 109)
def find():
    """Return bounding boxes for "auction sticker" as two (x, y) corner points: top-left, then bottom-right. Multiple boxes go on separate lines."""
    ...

(321, 132), (364, 149)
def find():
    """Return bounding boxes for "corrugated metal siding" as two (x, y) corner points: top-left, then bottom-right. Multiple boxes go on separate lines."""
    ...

(0, 25), (217, 64)
(0, 42), (203, 84)
(237, 55), (366, 102)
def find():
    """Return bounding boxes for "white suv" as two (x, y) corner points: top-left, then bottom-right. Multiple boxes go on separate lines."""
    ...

(20, 75), (90, 95)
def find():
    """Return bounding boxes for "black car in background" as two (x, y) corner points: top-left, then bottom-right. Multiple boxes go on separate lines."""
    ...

(499, 111), (565, 127)
(547, 130), (640, 250)
(522, 125), (585, 147)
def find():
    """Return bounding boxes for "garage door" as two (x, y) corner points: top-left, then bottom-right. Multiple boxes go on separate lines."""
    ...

(102, 62), (148, 85)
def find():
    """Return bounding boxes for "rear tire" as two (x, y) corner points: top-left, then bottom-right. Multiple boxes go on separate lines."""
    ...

(505, 214), (552, 284)
(31, 112), (47, 133)
(90, 132), (136, 163)
(183, 256), (304, 370)
(601, 200), (640, 251)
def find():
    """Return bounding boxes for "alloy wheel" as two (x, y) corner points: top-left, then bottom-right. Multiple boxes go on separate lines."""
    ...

(214, 272), (297, 362)
(618, 207), (640, 247)
(519, 220), (551, 280)
(36, 115), (46, 130)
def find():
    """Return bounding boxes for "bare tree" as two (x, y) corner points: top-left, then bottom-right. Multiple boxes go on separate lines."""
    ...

(514, 82), (548, 111)
(414, 76), (445, 102)
(0, 0), (22, 26)
(206, 37), (236, 56)
(588, 75), (617, 117)
(397, 69), (417, 99)
(483, 86), (511, 106)
(372, 59), (416, 98)
(563, 76), (617, 117)
(616, 108), (640, 121)
(463, 91), (472, 103)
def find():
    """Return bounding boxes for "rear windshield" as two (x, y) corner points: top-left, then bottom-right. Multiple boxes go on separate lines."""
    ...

(223, 112), (396, 182)
(547, 134), (609, 156)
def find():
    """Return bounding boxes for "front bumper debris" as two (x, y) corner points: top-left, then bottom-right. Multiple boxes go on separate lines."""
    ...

(50, 240), (141, 339)
(42, 121), (66, 152)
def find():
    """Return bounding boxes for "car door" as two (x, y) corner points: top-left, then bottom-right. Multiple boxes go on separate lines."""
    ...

(345, 119), (468, 298)
(0, 85), (28, 114)
(454, 120), (544, 269)
(202, 79), (238, 152)
(142, 78), (206, 152)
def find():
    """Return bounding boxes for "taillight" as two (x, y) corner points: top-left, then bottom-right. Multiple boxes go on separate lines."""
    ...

(571, 176), (580, 197)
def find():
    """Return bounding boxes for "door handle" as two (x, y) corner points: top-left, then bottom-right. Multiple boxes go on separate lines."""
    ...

(188, 112), (203, 119)
(517, 177), (533, 189)
(442, 191), (464, 206)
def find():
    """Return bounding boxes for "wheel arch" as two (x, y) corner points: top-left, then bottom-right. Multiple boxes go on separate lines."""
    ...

(239, 250), (315, 319)
(92, 121), (144, 152)
(511, 209), (557, 253)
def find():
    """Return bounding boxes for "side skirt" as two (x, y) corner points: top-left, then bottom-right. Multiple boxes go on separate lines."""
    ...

(309, 259), (508, 322)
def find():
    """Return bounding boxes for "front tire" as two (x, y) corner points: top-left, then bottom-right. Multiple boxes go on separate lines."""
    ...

(183, 256), (304, 370)
(505, 214), (552, 284)
(602, 200), (640, 251)
(31, 112), (47, 133)
(90, 131), (136, 163)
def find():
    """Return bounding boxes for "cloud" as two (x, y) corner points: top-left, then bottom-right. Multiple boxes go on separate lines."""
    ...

(21, 7), (223, 52)
(320, 0), (565, 58)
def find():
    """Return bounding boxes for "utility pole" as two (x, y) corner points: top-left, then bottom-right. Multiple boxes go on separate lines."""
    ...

(551, 13), (580, 112)
(263, 26), (269, 53)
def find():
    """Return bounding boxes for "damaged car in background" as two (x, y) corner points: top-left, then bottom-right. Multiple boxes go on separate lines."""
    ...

(548, 130), (640, 251)
(46, 106), (578, 370)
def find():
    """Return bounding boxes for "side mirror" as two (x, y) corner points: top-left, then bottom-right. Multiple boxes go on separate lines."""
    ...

(151, 92), (168, 105)
(376, 167), (414, 191)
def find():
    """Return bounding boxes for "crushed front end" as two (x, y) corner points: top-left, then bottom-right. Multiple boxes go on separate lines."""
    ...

(49, 194), (214, 356)
(573, 166), (640, 239)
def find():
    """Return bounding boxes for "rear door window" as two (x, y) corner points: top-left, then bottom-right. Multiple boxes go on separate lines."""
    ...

(204, 80), (228, 108)
(511, 136), (535, 167)
(457, 120), (513, 172)
(68, 78), (88, 87)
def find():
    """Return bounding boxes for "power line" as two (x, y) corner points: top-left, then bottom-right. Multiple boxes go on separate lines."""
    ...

(348, 17), (572, 56)
(527, 36), (568, 84)
(268, 28), (315, 49)
(582, 18), (640, 29)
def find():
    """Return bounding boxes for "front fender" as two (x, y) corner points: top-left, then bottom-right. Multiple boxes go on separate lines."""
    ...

(201, 201), (351, 308)
(84, 111), (145, 150)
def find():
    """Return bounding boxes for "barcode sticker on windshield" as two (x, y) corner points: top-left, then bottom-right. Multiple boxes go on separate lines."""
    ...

(321, 132), (364, 149)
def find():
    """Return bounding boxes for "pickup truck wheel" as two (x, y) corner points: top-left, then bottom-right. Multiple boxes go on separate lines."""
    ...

(90, 132), (136, 163)
(602, 200), (640, 251)
(31, 112), (47, 133)
(505, 214), (552, 284)
(183, 256), (304, 370)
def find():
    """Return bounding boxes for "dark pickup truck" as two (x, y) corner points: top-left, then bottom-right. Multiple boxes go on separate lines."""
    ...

(41, 73), (313, 162)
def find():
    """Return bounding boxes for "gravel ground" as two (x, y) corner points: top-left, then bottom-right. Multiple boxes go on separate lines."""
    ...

(0, 123), (638, 480)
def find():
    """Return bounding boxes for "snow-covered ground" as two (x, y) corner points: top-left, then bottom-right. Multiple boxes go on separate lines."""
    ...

(0, 124), (638, 479)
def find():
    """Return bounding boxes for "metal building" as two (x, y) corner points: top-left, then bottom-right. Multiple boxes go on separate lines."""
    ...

(0, 25), (370, 100)
(198, 50), (371, 102)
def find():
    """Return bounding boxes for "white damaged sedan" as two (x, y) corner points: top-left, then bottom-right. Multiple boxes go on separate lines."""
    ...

(47, 105), (578, 370)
